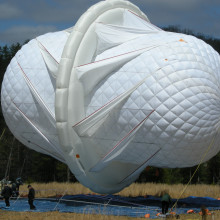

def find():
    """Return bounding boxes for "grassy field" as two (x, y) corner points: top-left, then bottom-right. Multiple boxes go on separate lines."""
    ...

(18, 182), (220, 199)
(0, 182), (219, 219)
(0, 210), (219, 220)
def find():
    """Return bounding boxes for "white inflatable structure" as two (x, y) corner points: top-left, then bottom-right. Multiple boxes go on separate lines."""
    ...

(1, 0), (220, 193)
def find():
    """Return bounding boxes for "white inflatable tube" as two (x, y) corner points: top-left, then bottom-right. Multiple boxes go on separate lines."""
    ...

(56, 0), (150, 194)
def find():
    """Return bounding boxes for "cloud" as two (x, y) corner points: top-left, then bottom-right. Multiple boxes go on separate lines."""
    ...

(0, 0), (219, 46)
(134, 0), (220, 38)
(3, 0), (100, 24)
(137, 0), (200, 11)
(0, 25), (58, 45)
(0, 3), (22, 19)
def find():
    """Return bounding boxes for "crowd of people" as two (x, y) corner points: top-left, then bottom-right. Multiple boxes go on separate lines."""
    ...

(0, 177), (36, 210)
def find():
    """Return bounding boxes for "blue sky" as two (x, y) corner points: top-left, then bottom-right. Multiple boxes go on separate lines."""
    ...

(0, 0), (220, 46)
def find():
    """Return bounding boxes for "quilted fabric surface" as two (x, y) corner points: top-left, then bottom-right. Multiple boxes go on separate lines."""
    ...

(1, 31), (69, 162)
(83, 31), (220, 168)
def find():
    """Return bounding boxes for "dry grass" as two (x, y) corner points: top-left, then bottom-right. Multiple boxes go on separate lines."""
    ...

(19, 182), (92, 198)
(18, 182), (220, 199)
(119, 183), (220, 199)
(0, 210), (219, 220)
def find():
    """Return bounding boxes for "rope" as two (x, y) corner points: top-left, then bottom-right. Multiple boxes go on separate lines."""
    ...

(86, 194), (149, 209)
(18, 149), (29, 177)
(0, 196), (159, 218)
(53, 188), (68, 211)
(4, 137), (15, 179)
(2, 194), (218, 214)
(12, 195), (21, 205)
(7, 191), (156, 211)
(170, 128), (219, 212)
(7, 196), (159, 212)
(0, 128), (5, 141)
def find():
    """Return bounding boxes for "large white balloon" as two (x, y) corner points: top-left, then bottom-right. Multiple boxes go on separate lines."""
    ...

(1, 0), (220, 193)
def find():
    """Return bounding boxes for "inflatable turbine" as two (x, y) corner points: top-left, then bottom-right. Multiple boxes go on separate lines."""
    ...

(1, 0), (220, 193)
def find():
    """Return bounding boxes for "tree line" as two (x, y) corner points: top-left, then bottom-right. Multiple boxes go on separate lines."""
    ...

(0, 26), (220, 186)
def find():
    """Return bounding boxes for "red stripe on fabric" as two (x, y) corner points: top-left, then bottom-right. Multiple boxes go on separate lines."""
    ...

(73, 93), (124, 127)
(76, 46), (149, 68)
(11, 100), (64, 161)
(119, 148), (161, 183)
(17, 62), (32, 84)
(102, 109), (155, 159)
(22, 135), (61, 160)
(37, 39), (59, 64)
(12, 100), (48, 141)
(127, 10), (147, 21)
(17, 62), (55, 119)
(127, 10), (161, 31)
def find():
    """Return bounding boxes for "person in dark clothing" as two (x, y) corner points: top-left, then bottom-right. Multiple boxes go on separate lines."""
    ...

(14, 177), (23, 197)
(1, 184), (12, 207)
(11, 182), (17, 197)
(28, 185), (36, 210)
(161, 191), (171, 214)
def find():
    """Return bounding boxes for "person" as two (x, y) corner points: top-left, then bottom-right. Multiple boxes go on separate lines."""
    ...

(161, 190), (171, 214)
(15, 177), (23, 196)
(11, 182), (17, 197)
(200, 205), (208, 220)
(0, 176), (9, 192)
(1, 184), (12, 208)
(28, 185), (36, 210)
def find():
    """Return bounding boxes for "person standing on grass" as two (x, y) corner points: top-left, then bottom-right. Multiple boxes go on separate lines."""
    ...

(28, 185), (36, 210)
(161, 190), (171, 214)
(1, 184), (12, 208)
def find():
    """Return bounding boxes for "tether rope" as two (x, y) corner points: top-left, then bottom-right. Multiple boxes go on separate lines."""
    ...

(0, 128), (5, 141)
(53, 188), (68, 211)
(4, 196), (160, 212)
(1, 192), (219, 214)
(4, 137), (15, 179)
(170, 128), (219, 212)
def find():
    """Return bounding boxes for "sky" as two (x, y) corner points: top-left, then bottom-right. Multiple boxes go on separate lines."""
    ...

(0, 0), (220, 46)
